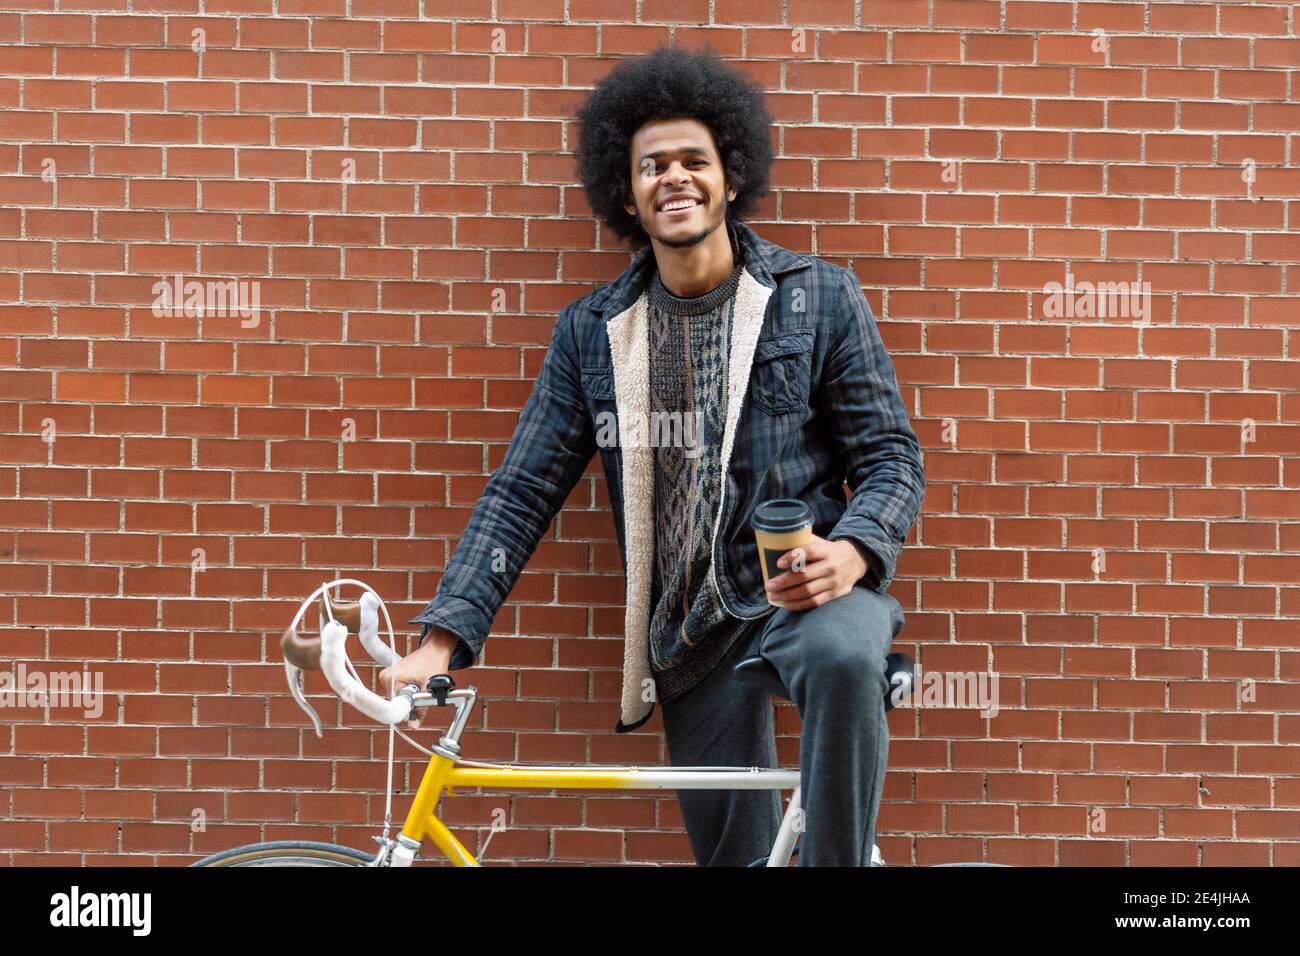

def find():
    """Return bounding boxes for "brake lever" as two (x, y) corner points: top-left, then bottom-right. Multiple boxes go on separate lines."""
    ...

(284, 659), (324, 738)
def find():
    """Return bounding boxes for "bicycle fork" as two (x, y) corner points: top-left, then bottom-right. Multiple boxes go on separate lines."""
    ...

(385, 752), (478, 867)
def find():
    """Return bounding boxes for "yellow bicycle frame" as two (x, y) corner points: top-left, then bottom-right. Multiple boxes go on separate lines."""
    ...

(283, 582), (808, 867)
(399, 752), (801, 866)
(400, 755), (674, 866)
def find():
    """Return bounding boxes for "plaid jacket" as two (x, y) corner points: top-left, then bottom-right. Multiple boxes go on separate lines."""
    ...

(410, 220), (926, 733)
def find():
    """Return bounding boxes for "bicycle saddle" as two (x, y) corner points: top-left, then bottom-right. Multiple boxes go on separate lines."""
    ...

(732, 627), (915, 710)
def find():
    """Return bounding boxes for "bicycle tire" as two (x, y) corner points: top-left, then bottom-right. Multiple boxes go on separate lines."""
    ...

(931, 862), (1012, 867)
(191, 840), (375, 867)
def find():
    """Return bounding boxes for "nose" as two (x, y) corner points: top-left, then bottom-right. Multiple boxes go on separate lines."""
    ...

(663, 160), (691, 186)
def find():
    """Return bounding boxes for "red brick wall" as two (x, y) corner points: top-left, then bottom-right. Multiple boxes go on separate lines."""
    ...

(2, 2), (1299, 866)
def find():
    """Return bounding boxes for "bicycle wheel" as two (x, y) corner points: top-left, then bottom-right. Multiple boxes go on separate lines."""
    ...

(746, 842), (888, 866)
(931, 862), (1011, 866)
(191, 840), (375, 867)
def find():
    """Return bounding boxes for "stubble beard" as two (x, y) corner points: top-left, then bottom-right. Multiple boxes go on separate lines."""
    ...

(649, 191), (730, 250)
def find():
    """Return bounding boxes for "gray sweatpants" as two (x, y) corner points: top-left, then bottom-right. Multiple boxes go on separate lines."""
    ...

(660, 582), (906, 866)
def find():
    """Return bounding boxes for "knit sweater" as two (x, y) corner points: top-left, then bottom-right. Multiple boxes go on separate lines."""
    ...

(644, 230), (768, 705)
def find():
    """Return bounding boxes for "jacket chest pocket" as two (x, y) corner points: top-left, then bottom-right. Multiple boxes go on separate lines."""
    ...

(749, 330), (813, 416)
(580, 366), (615, 401)
(581, 367), (619, 450)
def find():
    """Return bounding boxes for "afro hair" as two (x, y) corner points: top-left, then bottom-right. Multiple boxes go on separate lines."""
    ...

(573, 44), (775, 249)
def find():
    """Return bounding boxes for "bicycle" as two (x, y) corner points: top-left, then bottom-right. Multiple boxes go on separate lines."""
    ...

(192, 578), (987, 868)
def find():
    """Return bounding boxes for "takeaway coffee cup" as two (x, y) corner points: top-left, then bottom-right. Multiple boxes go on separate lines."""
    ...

(751, 498), (814, 606)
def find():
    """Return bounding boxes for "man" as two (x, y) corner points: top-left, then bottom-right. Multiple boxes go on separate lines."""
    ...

(380, 45), (925, 866)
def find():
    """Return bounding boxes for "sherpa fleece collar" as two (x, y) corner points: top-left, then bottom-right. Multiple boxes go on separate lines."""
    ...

(598, 221), (811, 731)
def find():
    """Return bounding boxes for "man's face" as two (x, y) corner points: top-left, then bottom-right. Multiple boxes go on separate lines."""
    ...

(624, 118), (737, 250)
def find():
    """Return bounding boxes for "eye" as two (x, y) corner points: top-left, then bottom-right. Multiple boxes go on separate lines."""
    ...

(652, 158), (707, 172)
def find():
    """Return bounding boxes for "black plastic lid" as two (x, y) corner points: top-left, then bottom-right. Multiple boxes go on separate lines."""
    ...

(750, 498), (813, 533)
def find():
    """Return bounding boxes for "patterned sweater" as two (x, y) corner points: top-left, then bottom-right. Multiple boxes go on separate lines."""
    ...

(645, 229), (769, 704)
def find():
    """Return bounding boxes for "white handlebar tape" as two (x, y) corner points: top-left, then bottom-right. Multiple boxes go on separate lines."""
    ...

(318, 619), (413, 725)
(356, 591), (399, 668)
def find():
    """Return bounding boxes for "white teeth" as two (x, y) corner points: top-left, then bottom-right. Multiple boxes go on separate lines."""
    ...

(661, 198), (698, 211)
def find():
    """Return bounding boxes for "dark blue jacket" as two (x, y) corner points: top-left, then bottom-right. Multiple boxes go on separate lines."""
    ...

(411, 220), (925, 732)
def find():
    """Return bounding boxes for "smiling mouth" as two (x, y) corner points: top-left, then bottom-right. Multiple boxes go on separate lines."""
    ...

(658, 197), (702, 214)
